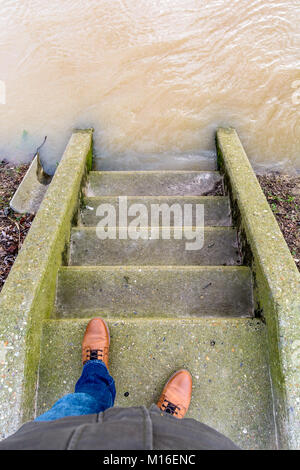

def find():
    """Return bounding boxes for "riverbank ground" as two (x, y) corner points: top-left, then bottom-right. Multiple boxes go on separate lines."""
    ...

(257, 174), (300, 272)
(0, 162), (33, 291)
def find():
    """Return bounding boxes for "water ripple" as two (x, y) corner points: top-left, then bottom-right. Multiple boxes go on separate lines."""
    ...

(0, 0), (299, 173)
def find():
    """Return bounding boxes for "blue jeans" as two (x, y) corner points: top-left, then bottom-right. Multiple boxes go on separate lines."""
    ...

(35, 360), (116, 421)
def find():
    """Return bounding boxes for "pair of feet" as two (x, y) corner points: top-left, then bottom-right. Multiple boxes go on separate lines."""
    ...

(82, 318), (192, 419)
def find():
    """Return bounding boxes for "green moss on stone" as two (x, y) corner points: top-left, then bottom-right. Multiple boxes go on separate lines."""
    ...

(0, 129), (93, 438)
(216, 127), (300, 449)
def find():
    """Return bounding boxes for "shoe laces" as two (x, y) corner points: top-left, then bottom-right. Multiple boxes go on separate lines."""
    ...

(84, 348), (105, 363)
(161, 398), (181, 416)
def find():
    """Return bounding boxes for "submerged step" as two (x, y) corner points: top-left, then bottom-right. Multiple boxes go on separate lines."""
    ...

(86, 171), (223, 197)
(37, 317), (276, 450)
(80, 196), (231, 227)
(55, 266), (253, 318)
(93, 153), (217, 171)
(70, 227), (241, 266)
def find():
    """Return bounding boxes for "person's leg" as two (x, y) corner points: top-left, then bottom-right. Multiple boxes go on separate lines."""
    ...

(35, 318), (115, 422)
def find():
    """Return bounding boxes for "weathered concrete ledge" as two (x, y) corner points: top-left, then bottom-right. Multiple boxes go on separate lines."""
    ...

(216, 127), (300, 449)
(0, 129), (93, 439)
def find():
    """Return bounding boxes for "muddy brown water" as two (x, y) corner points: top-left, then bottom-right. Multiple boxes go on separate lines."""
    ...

(0, 0), (299, 173)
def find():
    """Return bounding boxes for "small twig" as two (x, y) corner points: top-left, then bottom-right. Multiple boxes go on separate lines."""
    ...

(35, 136), (47, 155)
(203, 282), (212, 289)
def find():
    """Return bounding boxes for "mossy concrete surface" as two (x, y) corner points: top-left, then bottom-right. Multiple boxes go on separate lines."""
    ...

(0, 129), (93, 439)
(70, 227), (240, 266)
(55, 266), (254, 318)
(10, 155), (50, 214)
(86, 171), (222, 196)
(37, 317), (276, 450)
(80, 195), (231, 227)
(217, 128), (300, 449)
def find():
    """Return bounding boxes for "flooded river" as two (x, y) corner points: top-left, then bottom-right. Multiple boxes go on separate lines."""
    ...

(0, 0), (299, 173)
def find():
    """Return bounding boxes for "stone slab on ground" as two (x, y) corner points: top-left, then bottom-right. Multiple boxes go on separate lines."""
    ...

(37, 317), (276, 450)
(10, 156), (50, 214)
(55, 266), (253, 318)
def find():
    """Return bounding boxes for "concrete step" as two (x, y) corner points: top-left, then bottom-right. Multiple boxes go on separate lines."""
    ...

(55, 266), (253, 318)
(80, 196), (231, 227)
(37, 317), (276, 449)
(69, 227), (241, 266)
(92, 153), (217, 171)
(86, 171), (223, 197)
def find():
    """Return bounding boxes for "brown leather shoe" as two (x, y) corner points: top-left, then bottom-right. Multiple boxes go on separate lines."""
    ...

(157, 369), (192, 419)
(82, 318), (110, 369)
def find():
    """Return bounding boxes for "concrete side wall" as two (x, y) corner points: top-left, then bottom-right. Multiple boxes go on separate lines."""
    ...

(216, 127), (300, 449)
(0, 129), (93, 439)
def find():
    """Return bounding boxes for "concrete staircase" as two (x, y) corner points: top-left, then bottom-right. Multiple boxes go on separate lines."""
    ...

(36, 163), (276, 449)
